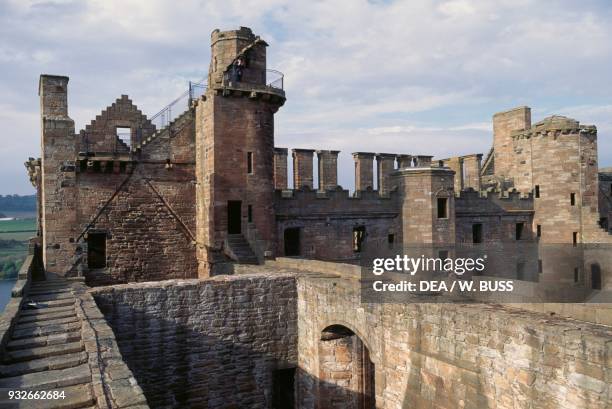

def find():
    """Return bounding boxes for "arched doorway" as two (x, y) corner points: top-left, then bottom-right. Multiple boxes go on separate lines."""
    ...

(318, 325), (375, 409)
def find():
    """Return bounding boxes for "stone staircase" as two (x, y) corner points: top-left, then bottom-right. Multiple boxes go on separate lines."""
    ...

(0, 279), (96, 408)
(227, 234), (259, 264)
(133, 108), (193, 154)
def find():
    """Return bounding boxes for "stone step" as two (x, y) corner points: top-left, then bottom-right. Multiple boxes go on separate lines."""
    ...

(4, 342), (84, 363)
(27, 288), (73, 296)
(15, 316), (79, 330)
(0, 363), (91, 390)
(0, 383), (95, 409)
(11, 322), (82, 340)
(7, 333), (81, 351)
(0, 352), (88, 377)
(18, 310), (76, 324)
(20, 300), (75, 314)
(28, 283), (72, 291)
(29, 293), (75, 303)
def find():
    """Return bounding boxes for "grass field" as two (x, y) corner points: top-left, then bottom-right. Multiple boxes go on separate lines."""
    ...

(0, 218), (36, 232)
(0, 218), (36, 279)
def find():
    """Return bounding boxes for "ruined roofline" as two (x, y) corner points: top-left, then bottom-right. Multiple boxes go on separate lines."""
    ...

(510, 115), (597, 139)
(492, 105), (531, 117)
(457, 187), (533, 201)
(437, 153), (484, 162)
(276, 186), (399, 201)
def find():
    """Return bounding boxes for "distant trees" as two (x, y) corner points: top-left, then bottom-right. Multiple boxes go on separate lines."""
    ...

(0, 195), (36, 212)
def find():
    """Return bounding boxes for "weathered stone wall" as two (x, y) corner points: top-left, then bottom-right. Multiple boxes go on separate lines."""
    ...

(92, 275), (297, 408)
(492, 106), (531, 181)
(275, 188), (399, 260)
(455, 189), (534, 243)
(39, 75), (198, 284)
(394, 167), (455, 245)
(599, 172), (612, 233)
(295, 268), (612, 409)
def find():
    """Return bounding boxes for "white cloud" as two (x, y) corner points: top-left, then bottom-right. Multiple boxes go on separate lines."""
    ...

(1, 0), (611, 194)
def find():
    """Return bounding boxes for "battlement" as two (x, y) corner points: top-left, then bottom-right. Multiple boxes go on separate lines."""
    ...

(456, 187), (534, 213)
(511, 115), (597, 139)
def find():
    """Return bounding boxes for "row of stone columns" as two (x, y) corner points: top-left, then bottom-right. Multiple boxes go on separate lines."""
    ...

(273, 148), (434, 193)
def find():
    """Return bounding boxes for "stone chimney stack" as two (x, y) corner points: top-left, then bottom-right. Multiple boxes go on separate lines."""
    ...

(415, 155), (434, 167)
(317, 150), (340, 191)
(376, 153), (396, 196)
(397, 154), (413, 169)
(353, 152), (375, 191)
(293, 149), (315, 189)
(274, 148), (288, 190)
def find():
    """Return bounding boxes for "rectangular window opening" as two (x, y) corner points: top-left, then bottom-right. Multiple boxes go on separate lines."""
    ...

(570, 192), (576, 206)
(87, 232), (107, 269)
(353, 226), (366, 253)
(116, 127), (131, 148)
(515, 223), (524, 240)
(536, 224), (541, 238)
(247, 204), (253, 223)
(534, 185), (540, 198)
(574, 267), (579, 283)
(572, 232), (578, 247)
(437, 197), (448, 219)
(387, 234), (394, 249)
(272, 368), (295, 409)
(472, 223), (483, 244)
(247, 152), (253, 174)
(538, 259), (543, 274)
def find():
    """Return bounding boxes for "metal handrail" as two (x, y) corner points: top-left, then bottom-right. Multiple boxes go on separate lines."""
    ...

(148, 78), (207, 131)
(266, 69), (284, 89)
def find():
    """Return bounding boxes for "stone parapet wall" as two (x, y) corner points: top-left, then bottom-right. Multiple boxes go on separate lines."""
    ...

(295, 268), (612, 409)
(91, 275), (297, 408)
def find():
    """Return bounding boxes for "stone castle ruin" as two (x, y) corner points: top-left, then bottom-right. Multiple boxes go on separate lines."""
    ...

(0, 26), (610, 408)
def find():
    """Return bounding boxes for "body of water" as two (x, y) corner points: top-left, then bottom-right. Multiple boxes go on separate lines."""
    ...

(0, 280), (16, 312)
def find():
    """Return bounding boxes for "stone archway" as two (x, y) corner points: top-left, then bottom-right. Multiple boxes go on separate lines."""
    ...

(318, 324), (375, 409)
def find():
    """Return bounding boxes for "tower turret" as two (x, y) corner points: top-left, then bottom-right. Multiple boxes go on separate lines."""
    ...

(196, 27), (285, 276)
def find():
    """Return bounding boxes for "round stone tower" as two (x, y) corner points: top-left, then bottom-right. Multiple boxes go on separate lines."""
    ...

(196, 27), (286, 276)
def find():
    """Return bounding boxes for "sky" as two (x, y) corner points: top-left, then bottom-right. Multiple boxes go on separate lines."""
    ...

(1, 0), (611, 194)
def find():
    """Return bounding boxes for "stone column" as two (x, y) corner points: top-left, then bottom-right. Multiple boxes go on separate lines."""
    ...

(273, 148), (288, 190)
(293, 149), (315, 189)
(462, 154), (482, 191)
(376, 153), (396, 196)
(397, 154), (413, 169)
(353, 152), (375, 191)
(317, 150), (340, 191)
(415, 155), (434, 167)
(442, 157), (464, 193)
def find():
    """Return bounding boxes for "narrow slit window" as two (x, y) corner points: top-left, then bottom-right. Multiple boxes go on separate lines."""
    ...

(437, 197), (448, 219)
(570, 193), (576, 206)
(572, 232), (578, 247)
(387, 234), (394, 249)
(536, 224), (541, 238)
(472, 224), (483, 244)
(353, 226), (366, 253)
(538, 259), (543, 273)
(534, 185), (540, 198)
(247, 204), (253, 223)
(247, 152), (253, 174)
